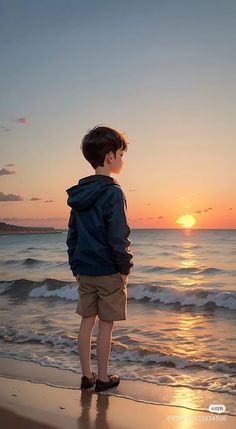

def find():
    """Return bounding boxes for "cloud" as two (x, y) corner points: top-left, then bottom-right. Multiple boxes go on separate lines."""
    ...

(1, 116), (29, 132)
(0, 192), (24, 201)
(44, 200), (54, 203)
(29, 197), (41, 201)
(229, 207), (233, 210)
(4, 164), (15, 167)
(0, 168), (16, 176)
(128, 189), (136, 191)
(1, 126), (11, 132)
(157, 216), (164, 219)
(15, 117), (30, 124)
(193, 208), (213, 214)
(1, 217), (67, 221)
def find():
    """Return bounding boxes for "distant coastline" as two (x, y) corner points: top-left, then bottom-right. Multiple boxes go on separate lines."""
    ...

(0, 222), (63, 235)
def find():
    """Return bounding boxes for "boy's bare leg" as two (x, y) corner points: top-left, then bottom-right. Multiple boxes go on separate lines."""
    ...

(78, 316), (97, 378)
(97, 319), (114, 382)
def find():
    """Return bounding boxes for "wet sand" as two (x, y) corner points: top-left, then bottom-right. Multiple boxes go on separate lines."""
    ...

(0, 358), (234, 429)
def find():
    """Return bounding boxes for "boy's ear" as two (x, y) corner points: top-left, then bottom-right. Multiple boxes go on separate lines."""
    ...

(106, 151), (114, 162)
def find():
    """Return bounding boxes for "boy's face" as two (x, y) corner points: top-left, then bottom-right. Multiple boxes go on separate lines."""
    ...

(107, 148), (125, 174)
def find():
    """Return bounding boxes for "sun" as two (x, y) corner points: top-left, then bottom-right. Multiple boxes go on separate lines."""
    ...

(176, 214), (196, 229)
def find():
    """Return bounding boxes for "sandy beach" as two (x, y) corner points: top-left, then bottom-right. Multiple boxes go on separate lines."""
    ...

(0, 357), (234, 429)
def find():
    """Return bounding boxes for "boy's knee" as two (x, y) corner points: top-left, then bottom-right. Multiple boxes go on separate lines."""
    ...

(98, 319), (114, 328)
(81, 315), (97, 326)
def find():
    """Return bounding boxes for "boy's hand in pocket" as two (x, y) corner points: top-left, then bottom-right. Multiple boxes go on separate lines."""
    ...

(76, 274), (80, 282)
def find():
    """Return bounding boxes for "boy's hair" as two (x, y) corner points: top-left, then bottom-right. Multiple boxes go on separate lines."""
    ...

(81, 125), (129, 169)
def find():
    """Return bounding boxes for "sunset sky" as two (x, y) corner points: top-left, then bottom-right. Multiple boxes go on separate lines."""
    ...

(0, 0), (235, 229)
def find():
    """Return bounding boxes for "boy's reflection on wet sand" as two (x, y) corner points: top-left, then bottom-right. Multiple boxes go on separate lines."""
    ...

(78, 390), (111, 429)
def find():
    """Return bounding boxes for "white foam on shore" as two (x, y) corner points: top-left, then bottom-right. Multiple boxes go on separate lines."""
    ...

(0, 352), (235, 413)
(1, 325), (235, 376)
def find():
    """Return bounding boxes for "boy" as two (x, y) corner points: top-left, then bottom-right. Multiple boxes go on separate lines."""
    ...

(66, 125), (133, 392)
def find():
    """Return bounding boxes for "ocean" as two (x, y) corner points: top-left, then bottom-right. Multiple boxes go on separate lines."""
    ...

(0, 229), (235, 415)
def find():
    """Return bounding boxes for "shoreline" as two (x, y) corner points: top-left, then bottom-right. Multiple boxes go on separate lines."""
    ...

(1, 376), (233, 429)
(0, 357), (234, 429)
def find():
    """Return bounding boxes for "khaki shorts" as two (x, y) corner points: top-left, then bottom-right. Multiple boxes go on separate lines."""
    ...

(75, 272), (128, 321)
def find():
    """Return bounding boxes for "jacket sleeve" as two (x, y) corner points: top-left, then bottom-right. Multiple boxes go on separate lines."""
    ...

(105, 192), (133, 275)
(66, 208), (78, 276)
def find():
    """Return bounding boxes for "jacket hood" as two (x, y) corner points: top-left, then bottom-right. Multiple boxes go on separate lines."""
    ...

(66, 175), (120, 210)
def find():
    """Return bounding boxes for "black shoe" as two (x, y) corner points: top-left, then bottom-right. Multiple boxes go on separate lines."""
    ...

(95, 374), (120, 392)
(81, 372), (97, 389)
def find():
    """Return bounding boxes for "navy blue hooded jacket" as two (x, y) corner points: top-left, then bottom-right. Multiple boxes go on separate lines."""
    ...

(66, 174), (133, 276)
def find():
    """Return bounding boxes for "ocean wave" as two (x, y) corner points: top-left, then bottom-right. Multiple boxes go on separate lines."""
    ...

(112, 349), (236, 374)
(2, 350), (236, 415)
(3, 259), (20, 264)
(0, 278), (73, 298)
(139, 265), (228, 275)
(184, 245), (202, 249)
(1, 325), (235, 376)
(29, 284), (78, 300)
(128, 284), (236, 310)
(0, 257), (64, 267)
(23, 257), (43, 265)
(0, 326), (78, 351)
(0, 281), (14, 295)
(1, 351), (236, 408)
(172, 267), (225, 275)
(1, 279), (236, 310)
(144, 266), (169, 272)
